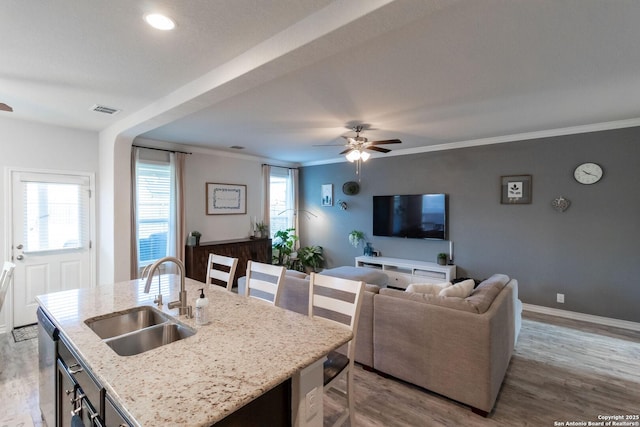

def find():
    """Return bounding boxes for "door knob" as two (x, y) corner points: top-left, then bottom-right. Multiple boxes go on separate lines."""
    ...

(16, 244), (23, 249)
(16, 255), (24, 260)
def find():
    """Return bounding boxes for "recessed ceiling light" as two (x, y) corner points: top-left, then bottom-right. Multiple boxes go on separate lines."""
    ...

(144, 13), (176, 31)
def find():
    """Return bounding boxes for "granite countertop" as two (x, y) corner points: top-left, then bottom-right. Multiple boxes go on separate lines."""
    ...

(36, 275), (352, 426)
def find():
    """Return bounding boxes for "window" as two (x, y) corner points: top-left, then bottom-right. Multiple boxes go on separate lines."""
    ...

(21, 176), (90, 252)
(135, 155), (172, 267)
(269, 167), (295, 238)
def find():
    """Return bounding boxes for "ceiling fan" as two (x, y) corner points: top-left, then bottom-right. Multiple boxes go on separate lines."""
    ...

(317, 125), (402, 180)
(338, 125), (401, 161)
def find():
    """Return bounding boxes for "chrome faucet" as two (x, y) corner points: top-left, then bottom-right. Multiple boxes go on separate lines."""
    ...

(143, 256), (192, 317)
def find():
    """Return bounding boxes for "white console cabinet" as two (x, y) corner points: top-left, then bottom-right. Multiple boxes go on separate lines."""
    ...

(355, 256), (456, 290)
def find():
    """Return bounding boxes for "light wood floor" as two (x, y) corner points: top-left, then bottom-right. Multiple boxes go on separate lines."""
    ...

(1, 312), (639, 426)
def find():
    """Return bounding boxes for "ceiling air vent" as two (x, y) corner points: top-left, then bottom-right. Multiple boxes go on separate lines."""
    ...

(90, 104), (121, 115)
(230, 146), (245, 150)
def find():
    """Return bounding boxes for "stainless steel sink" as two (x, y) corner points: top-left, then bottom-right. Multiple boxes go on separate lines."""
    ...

(104, 323), (196, 356)
(85, 306), (170, 339)
(85, 306), (196, 356)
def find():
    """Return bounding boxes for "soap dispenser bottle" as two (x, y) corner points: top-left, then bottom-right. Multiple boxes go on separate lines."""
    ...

(195, 288), (209, 325)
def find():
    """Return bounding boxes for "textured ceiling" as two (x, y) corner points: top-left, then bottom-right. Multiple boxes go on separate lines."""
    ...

(3, 0), (640, 165)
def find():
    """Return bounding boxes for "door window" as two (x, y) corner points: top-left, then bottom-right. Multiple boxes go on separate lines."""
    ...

(22, 181), (89, 252)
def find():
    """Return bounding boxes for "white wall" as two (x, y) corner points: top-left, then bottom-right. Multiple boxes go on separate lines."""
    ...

(184, 150), (264, 242)
(0, 117), (99, 331)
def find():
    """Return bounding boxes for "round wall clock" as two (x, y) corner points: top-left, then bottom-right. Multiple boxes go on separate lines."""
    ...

(573, 162), (603, 185)
(342, 181), (360, 195)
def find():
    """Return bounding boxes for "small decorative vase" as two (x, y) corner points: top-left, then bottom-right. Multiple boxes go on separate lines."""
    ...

(437, 257), (446, 266)
(364, 243), (373, 256)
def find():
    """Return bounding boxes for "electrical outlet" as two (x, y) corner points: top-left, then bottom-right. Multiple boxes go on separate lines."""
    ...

(557, 293), (565, 304)
(305, 387), (319, 419)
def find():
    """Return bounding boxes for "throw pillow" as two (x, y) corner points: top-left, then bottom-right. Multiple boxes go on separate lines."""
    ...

(439, 279), (475, 298)
(406, 282), (451, 295)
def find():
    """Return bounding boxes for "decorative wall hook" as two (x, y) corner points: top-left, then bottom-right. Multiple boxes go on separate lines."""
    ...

(337, 200), (348, 210)
(551, 196), (571, 212)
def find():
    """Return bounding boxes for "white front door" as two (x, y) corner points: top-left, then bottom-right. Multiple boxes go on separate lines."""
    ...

(11, 171), (94, 327)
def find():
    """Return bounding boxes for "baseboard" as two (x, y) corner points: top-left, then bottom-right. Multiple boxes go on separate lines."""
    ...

(522, 303), (640, 332)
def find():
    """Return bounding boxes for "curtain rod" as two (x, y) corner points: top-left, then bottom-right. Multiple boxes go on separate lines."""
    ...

(133, 144), (192, 155)
(262, 163), (298, 169)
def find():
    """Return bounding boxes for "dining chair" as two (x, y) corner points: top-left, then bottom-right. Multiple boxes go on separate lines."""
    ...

(0, 262), (16, 312)
(206, 253), (239, 291)
(308, 272), (365, 427)
(244, 261), (286, 304)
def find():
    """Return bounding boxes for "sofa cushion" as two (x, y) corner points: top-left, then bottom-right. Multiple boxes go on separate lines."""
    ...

(405, 282), (451, 295)
(285, 269), (308, 279)
(466, 274), (510, 314)
(320, 266), (388, 287)
(379, 288), (478, 313)
(439, 279), (475, 298)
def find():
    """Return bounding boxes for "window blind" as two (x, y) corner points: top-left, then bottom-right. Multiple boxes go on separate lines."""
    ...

(22, 177), (90, 253)
(136, 161), (171, 264)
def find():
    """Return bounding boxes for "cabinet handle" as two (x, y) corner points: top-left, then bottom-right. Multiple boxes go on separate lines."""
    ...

(69, 365), (84, 374)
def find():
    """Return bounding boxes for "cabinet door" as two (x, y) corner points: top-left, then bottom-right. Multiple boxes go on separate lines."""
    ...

(57, 360), (76, 427)
(385, 271), (412, 289)
(105, 395), (131, 427)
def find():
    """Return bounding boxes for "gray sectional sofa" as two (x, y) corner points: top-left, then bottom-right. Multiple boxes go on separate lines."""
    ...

(238, 269), (522, 416)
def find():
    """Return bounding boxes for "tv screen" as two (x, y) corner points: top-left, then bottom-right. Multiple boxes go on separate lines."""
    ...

(373, 194), (447, 240)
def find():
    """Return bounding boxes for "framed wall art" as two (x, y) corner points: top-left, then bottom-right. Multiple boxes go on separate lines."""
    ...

(501, 175), (532, 204)
(321, 184), (333, 206)
(206, 183), (247, 215)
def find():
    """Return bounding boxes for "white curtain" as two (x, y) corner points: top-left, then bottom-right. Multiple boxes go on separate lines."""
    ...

(130, 147), (140, 279)
(289, 168), (299, 248)
(261, 164), (271, 233)
(174, 152), (187, 262)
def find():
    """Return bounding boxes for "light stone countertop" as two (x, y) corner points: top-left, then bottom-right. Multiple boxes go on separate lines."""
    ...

(36, 275), (352, 426)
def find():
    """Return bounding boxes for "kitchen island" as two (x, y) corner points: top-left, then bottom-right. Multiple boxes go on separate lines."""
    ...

(36, 275), (352, 426)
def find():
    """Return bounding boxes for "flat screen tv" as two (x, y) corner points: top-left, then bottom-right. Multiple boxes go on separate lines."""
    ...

(373, 194), (447, 240)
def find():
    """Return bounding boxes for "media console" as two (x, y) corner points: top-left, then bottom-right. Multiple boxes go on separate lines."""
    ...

(355, 256), (456, 290)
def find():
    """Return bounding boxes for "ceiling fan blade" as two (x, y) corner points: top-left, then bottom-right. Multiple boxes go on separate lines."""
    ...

(369, 139), (402, 145)
(367, 146), (391, 153)
(340, 148), (355, 155)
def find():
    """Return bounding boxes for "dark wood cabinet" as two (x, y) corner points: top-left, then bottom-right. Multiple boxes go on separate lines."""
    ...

(185, 238), (272, 286)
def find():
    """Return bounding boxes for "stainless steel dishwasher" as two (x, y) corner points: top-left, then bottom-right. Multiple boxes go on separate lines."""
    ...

(37, 307), (59, 427)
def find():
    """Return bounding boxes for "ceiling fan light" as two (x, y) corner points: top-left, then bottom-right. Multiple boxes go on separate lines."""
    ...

(360, 151), (370, 162)
(346, 150), (360, 162)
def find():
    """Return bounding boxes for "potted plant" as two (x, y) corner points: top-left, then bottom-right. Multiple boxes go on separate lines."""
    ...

(437, 253), (447, 265)
(272, 228), (298, 267)
(256, 222), (268, 238)
(297, 245), (324, 273)
(348, 230), (365, 248)
(189, 231), (202, 246)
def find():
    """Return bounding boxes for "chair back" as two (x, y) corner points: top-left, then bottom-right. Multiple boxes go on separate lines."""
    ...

(206, 253), (239, 291)
(308, 273), (365, 356)
(0, 262), (16, 312)
(245, 261), (286, 305)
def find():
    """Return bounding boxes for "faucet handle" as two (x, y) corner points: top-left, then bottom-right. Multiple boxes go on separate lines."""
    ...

(154, 294), (163, 306)
(186, 305), (193, 319)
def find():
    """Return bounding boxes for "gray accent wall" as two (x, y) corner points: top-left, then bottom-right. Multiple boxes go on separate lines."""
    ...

(299, 126), (640, 322)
